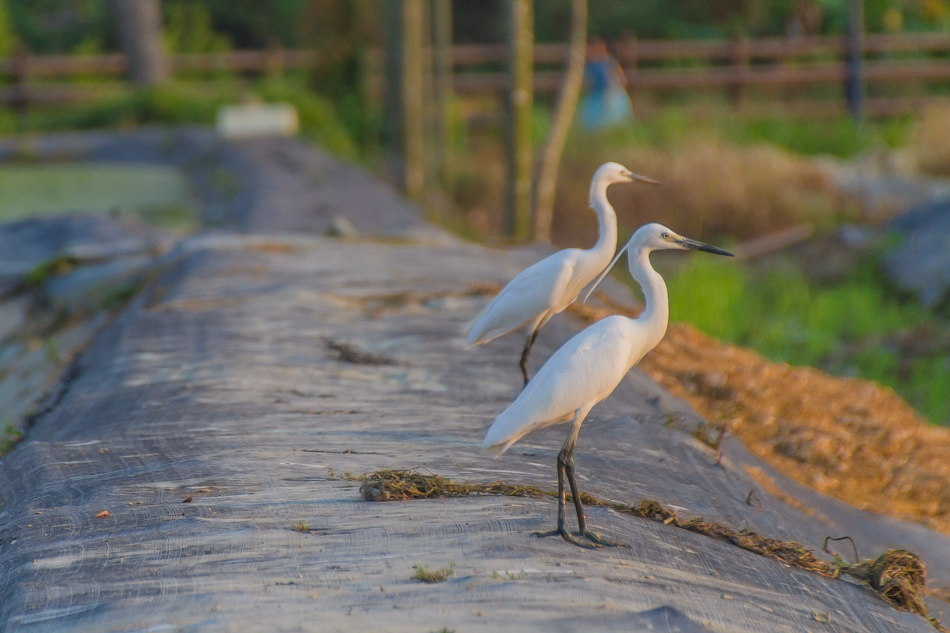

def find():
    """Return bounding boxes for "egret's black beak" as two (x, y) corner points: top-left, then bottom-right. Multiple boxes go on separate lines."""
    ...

(677, 237), (734, 257)
(625, 172), (661, 185)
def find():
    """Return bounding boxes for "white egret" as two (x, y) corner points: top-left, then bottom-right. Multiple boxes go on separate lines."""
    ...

(466, 162), (659, 385)
(482, 223), (733, 548)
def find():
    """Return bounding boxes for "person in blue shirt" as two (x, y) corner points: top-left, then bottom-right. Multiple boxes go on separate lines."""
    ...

(581, 36), (633, 130)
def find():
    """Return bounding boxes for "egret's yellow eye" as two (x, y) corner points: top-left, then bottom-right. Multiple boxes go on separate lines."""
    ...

(662, 232), (670, 239)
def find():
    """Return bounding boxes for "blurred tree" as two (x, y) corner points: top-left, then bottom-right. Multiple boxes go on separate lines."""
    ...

(453, 0), (504, 42)
(108, 0), (168, 86)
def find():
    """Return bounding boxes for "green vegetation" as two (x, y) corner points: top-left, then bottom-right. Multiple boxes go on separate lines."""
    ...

(290, 520), (310, 532)
(100, 282), (143, 312)
(0, 79), (359, 161)
(0, 164), (191, 223)
(25, 255), (78, 286)
(0, 419), (23, 456)
(573, 104), (915, 160)
(664, 256), (950, 425)
(412, 563), (455, 584)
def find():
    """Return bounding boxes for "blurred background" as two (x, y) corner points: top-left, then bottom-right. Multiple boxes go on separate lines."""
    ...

(0, 0), (948, 429)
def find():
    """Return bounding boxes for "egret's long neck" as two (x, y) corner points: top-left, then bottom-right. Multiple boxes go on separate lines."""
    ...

(589, 178), (618, 262)
(629, 246), (669, 346)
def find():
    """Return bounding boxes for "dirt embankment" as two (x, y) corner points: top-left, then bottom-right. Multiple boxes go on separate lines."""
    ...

(639, 321), (950, 537)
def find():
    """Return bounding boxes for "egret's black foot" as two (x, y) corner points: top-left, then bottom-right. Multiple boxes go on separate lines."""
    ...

(581, 530), (627, 548)
(532, 528), (602, 549)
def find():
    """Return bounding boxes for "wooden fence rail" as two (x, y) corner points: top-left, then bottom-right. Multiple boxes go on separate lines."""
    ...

(2, 32), (950, 114)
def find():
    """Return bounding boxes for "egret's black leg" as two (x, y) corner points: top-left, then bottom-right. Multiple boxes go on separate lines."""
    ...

(564, 450), (627, 548)
(533, 447), (599, 549)
(519, 330), (539, 386)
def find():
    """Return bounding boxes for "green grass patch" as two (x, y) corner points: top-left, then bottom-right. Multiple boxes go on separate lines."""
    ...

(26, 255), (79, 286)
(0, 164), (192, 223)
(580, 105), (915, 159)
(663, 256), (950, 425)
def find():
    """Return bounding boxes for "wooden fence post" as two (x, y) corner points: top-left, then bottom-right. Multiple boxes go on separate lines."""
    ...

(432, 0), (454, 209)
(265, 41), (285, 80)
(729, 34), (750, 108)
(505, 0), (533, 240)
(384, 0), (426, 201)
(11, 43), (30, 114)
(846, 0), (866, 124)
(619, 33), (638, 92)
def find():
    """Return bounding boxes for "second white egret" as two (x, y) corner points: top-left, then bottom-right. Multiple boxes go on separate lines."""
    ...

(481, 223), (734, 548)
(466, 162), (659, 385)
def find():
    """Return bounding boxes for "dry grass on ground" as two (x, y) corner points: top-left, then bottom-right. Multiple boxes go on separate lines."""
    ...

(638, 321), (950, 537)
(552, 139), (843, 246)
(910, 105), (950, 177)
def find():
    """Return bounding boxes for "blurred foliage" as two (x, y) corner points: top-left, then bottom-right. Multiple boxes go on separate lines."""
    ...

(300, 0), (381, 149)
(0, 79), (358, 159)
(0, 0), (15, 57)
(198, 0), (310, 48)
(164, 2), (232, 54)
(6, 0), (113, 54)
(4, 0), (948, 56)
(666, 255), (950, 425)
(576, 105), (914, 158)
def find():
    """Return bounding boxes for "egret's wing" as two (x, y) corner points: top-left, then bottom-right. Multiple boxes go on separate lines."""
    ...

(482, 317), (631, 454)
(466, 251), (578, 346)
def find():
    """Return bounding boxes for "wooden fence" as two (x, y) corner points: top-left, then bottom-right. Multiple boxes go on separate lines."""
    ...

(441, 33), (950, 117)
(2, 33), (950, 116)
(0, 49), (315, 107)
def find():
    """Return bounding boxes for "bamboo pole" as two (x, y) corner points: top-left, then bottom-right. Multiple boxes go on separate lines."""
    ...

(533, 0), (587, 243)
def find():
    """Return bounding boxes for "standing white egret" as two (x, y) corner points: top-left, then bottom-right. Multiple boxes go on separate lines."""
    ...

(481, 223), (733, 548)
(466, 162), (659, 385)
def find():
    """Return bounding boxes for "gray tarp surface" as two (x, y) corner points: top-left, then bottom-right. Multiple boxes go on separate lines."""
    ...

(1, 132), (948, 632)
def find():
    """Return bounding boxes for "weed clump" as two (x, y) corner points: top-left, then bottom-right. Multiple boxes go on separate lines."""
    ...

(291, 520), (310, 533)
(412, 563), (455, 583)
(356, 469), (944, 630)
(848, 549), (928, 614)
(358, 469), (547, 502)
(323, 338), (397, 366)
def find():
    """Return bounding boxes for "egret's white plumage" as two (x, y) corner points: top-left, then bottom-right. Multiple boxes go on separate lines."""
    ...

(481, 222), (733, 548)
(466, 162), (659, 384)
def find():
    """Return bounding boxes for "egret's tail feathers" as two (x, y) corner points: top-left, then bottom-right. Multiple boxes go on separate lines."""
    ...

(462, 313), (481, 337)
